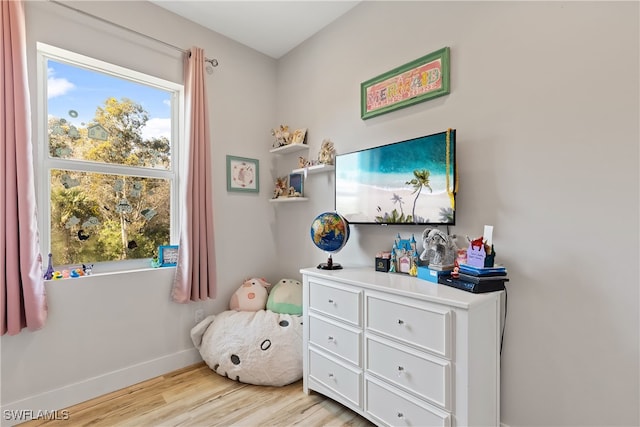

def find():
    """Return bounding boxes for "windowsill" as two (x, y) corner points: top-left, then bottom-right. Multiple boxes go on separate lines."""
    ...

(44, 261), (176, 282)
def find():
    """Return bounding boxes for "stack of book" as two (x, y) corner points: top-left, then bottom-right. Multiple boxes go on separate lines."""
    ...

(438, 264), (508, 293)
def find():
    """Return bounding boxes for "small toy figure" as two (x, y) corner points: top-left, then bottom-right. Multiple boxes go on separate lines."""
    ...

(451, 259), (460, 278)
(288, 186), (301, 197)
(151, 255), (161, 268)
(272, 176), (288, 199)
(44, 253), (54, 280)
(298, 156), (310, 169)
(317, 139), (336, 165)
(70, 268), (84, 278)
(271, 125), (291, 147)
(409, 263), (418, 277)
(82, 264), (93, 275)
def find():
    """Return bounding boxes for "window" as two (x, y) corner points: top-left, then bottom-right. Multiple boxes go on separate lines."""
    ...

(37, 43), (184, 271)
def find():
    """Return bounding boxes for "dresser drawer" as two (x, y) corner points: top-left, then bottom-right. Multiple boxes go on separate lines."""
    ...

(309, 314), (361, 365)
(366, 336), (451, 410)
(309, 348), (361, 407)
(309, 279), (361, 326)
(366, 377), (450, 427)
(366, 293), (451, 358)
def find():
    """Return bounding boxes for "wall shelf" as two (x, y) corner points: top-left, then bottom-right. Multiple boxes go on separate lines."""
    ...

(269, 144), (309, 155)
(292, 164), (335, 175)
(269, 197), (309, 203)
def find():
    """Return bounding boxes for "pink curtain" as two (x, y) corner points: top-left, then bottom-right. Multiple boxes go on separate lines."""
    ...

(171, 47), (217, 302)
(1, 0), (48, 335)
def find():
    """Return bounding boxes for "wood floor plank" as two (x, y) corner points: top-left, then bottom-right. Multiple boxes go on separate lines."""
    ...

(18, 363), (374, 427)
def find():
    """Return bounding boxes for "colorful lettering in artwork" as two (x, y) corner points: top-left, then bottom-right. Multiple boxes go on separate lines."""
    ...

(366, 59), (442, 113)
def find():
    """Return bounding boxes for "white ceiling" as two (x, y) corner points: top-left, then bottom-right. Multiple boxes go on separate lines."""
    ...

(150, 1), (361, 59)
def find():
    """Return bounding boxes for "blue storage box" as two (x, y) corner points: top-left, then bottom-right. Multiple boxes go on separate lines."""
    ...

(417, 266), (451, 283)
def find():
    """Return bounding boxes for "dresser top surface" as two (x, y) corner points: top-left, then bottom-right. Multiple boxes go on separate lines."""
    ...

(300, 267), (500, 309)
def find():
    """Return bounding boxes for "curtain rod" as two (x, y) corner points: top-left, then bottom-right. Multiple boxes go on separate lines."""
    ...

(48, 0), (219, 68)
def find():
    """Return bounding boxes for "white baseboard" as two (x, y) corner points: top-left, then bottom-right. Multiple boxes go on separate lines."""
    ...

(1, 348), (201, 426)
(500, 422), (511, 427)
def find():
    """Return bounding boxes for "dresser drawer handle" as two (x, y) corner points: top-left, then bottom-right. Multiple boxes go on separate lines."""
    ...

(328, 299), (335, 305)
(397, 319), (405, 325)
(327, 336), (335, 343)
(328, 373), (335, 379)
(397, 412), (404, 419)
(397, 366), (405, 376)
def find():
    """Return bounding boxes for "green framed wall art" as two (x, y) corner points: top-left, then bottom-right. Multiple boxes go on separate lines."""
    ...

(361, 47), (450, 120)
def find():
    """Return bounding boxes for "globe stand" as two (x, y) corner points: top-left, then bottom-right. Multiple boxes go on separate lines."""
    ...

(317, 254), (343, 270)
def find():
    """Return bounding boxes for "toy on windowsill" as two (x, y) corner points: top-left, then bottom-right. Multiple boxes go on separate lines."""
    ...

(52, 271), (63, 280)
(43, 253), (55, 280)
(82, 263), (93, 275)
(151, 255), (161, 268)
(70, 268), (84, 278)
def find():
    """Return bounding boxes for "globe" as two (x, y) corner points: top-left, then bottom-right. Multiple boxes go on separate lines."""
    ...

(310, 212), (350, 269)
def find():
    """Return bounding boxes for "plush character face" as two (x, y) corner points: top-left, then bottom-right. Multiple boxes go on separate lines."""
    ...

(191, 310), (303, 387)
(229, 277), (271, 311)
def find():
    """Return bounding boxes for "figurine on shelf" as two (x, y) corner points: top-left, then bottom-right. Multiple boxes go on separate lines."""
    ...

(298, 156), (311, 169)
(317, 139), (336, 165)
(271, 125), (291, 148)
(288, 186), (301, 197)
(272, 176), (288, 199)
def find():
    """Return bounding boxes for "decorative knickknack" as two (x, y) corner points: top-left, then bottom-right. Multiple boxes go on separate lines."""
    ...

(419, 228), (458, 271)
(389, 233), (420, 275)
(271, 125), (307, 148)
(317, 139), (336, 165)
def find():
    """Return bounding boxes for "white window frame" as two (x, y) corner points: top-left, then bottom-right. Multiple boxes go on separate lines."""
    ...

(36, 42), (184, 274)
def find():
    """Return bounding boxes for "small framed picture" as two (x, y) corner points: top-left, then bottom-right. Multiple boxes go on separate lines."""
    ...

(291, 128), (307, 145)
(227, 155), (259, 193)
(158, 245), (179, 267)
(288, 172), (304, 197)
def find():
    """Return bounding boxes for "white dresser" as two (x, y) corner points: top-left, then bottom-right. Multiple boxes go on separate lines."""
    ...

(301, 267), (503, 427)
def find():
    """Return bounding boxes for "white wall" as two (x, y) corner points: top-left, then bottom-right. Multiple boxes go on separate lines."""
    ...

(1, 0), (280, 421)
(274, 1), (639, 426)
(2, 2), (638, 426)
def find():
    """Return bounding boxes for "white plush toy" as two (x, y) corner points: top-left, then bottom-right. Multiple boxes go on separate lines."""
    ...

(191, 310), (303, 386)
(229, 277), (271, 311)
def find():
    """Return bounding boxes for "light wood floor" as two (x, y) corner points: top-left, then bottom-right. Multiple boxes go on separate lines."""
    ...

(19, 363), (374, 427)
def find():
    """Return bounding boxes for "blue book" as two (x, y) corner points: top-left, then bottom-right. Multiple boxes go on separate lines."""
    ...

(459, 264), (507, 276)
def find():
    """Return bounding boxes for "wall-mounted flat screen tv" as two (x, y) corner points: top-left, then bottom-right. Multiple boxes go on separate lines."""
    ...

(335, 129), (456, 225)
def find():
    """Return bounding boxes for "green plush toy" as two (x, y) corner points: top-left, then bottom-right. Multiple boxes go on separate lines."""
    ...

(266, 278), (302, 315)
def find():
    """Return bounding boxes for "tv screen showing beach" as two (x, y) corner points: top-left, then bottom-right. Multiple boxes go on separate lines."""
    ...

(335, 130), (456, 225)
